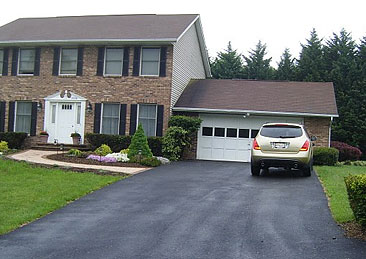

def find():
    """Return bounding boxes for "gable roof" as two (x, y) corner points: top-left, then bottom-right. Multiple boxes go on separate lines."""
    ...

(0, 14), (199, 44)
(173, 79), (338, 117)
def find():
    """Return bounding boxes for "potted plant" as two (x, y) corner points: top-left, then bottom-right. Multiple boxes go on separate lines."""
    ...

(39, 131), (49, 143)
(70, 132), (81, 145)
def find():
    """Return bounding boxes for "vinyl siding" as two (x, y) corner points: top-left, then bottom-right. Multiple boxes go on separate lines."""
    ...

(171, 23), (206, 108)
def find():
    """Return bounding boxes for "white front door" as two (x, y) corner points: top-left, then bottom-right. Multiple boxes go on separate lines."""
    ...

(197, 114), (304, 162)
(56, 103), (77, 144)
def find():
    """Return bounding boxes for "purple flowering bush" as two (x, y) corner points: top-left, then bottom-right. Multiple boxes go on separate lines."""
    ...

(86, 154), (117, 163)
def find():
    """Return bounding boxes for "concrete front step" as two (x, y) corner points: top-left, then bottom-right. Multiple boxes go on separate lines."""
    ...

(32, 143), (91, 151)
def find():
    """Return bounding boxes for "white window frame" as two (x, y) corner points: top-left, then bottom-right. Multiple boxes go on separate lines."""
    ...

(14, 101), (32, 134)
(136, 104), (158, 136)
(0, 49), (3, 76)
(139, 47), (161, 76)
(103, 47), (124, 76)
(59, 47), (78, 76)
(18, 48), (35, 76)
(100, 103), (121, 135)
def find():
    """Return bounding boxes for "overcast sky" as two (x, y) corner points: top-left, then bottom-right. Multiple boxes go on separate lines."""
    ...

(1, 0), (365, 66)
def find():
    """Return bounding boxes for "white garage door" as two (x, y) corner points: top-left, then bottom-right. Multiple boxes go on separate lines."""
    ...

(197, 114), (303, 162)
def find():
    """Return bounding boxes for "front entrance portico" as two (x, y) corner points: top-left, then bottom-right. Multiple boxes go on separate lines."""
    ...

(44, 90), (86, 144)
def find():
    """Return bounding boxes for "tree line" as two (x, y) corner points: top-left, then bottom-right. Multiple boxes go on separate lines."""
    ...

(210, 28), (366, 158)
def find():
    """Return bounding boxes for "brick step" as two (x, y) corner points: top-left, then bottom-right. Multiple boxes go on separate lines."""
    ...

(32, 143), (91, 151)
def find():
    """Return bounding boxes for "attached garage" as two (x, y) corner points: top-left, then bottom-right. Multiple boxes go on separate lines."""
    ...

(173, 79), (338, 162)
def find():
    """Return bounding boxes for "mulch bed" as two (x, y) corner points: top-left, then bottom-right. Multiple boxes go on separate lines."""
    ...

(340, 221), (366, 241)
(47, 153), (146, 168)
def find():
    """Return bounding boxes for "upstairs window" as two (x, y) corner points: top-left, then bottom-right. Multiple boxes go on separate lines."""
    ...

(140, 48), (160, 76)
(0, 49), (3, 75)
(104, 48), (124, 76)
(18, 48), (35, 75)
(60, 48), (78, 75)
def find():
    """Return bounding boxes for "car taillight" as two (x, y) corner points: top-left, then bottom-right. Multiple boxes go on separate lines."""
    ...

(253, 139), (261, 150)
(300, 140), (310, 151)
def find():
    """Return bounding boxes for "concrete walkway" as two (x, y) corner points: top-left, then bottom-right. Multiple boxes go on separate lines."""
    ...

(8, 149), (148, 175)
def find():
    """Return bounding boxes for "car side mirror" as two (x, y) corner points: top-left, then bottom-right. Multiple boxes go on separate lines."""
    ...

(310, 136), (317, 141)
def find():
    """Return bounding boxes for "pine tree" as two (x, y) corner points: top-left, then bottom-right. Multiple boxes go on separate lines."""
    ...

(210, 42), (245, 79)
(275, 48), (296, 80)
(356, 36), (366, 79)
(296, 28), (325, 82)
(243, 40), (273, 80)
(128, 124), (153, 158)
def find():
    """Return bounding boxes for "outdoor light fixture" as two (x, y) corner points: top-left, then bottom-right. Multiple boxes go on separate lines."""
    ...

(87, 102), (93, 113)
(37, 101), (43, 112)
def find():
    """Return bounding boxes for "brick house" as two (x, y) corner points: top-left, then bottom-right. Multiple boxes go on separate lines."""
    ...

(0, 14), (338, 162)
(0, 14), (210, 144)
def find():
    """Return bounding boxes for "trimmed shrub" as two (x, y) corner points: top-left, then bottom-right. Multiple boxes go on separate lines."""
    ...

(0, 132), (28, 149)
(140, 157), (162, 167)
(168, 115), (202, 135)
(162, 126), (189, 161)
(331, 141), (362, 161)
(94, 144), (113, 156)
(128, 124), (153, 158)
(345, 174), (366, 227)
(67, 148), (82, 157)
(0, 141), (9, 153)
(85, 133), (131, 152)
(85, 133), (163, 156)
(313, 147), (339, 166)
(147, 137), (163, 156)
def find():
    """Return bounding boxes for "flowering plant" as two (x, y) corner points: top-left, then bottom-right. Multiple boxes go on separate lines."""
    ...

(106, 153), (130, 162)
(86, 154), (117, 163)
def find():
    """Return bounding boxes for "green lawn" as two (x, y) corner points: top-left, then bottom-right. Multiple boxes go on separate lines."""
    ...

(315, 165), (366, 223)
(0, 159), (124, 235)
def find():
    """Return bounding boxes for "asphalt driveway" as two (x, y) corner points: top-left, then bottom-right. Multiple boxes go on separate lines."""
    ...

(0, 161), (365, 259)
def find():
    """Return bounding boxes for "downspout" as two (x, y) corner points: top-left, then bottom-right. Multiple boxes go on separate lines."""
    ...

(329, 117), (333, 148)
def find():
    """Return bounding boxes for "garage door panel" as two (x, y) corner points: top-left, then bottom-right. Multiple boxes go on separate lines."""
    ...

(224, 149), (237, 160)
(199, 147), (212, 159)
(225, 138), (237, 149)
(212, 138), (225, 148)
(212, 148), (224, 159)
(199, 137), (212, 148)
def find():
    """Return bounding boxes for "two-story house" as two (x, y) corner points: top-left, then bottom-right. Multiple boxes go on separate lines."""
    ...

(0, 14), (211, 144)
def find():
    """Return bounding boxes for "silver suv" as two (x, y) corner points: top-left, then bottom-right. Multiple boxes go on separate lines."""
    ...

(251, 123), (315, 177)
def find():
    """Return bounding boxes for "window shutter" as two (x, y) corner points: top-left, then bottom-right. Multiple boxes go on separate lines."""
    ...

(30, 102), (37, 136)
(96, 47), (105, 76)
(93, 103), (101, 133)
(156, 105), (164, 136)
(132, 47), (141, 76)
(129, 104), (138, 135)
(52, 47), (60, 76)
(8, 101), (15, 132)
(0, 101), (5, 132)
(11, 48), (19, 76)
(159, 47), (167, 77)
(122, 47), (130, 76)
(76, 47), (84, 76)
(119, 104), (127, 135)
(2, 48), (9, 76)
(34, 48), (41, 76)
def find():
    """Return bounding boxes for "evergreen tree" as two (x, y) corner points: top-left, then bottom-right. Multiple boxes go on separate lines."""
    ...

(128, 124), (153, 158)
(356, 36), (366, 79)
(275, 48), (296, 80)
(243, 40), (273, 80)
(210, 42), (245, 79)
(296, 28), (325, 81)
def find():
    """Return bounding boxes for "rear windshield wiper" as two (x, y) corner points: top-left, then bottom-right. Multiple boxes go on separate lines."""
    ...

(278, 136), (297, 138)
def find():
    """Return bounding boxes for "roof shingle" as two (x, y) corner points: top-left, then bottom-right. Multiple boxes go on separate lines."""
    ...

(174, 79), (338, 116)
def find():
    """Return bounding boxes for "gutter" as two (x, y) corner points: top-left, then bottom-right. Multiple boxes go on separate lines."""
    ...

(173, 107), (339, 118)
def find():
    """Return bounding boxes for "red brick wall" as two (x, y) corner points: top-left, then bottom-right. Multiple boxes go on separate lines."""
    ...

(0, 46), (173, 135)
(304, 117), (331, 147)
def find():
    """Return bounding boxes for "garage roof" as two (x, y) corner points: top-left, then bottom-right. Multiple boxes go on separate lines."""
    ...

(173, 79), (338, 117)
(0, 14), (198, 44)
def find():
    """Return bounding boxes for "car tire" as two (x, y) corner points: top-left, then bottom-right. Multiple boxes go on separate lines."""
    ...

(303, 160), (313, 177)
(251, 163), (260, 176)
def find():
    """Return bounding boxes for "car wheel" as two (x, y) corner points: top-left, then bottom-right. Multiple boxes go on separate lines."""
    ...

(303, 160), (313, 177)
(251, 163), (260, 176)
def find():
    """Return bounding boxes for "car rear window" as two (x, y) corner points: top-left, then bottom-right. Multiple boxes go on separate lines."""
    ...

(260, 125), (303, 138)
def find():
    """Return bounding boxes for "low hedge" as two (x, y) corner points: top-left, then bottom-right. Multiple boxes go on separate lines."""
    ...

(313, 147), (339, 166)
(331, 141), (362, 161)
(85, 133), (162, 156)
(0, 132), (28, 149)
(345, 174), (366, 227)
